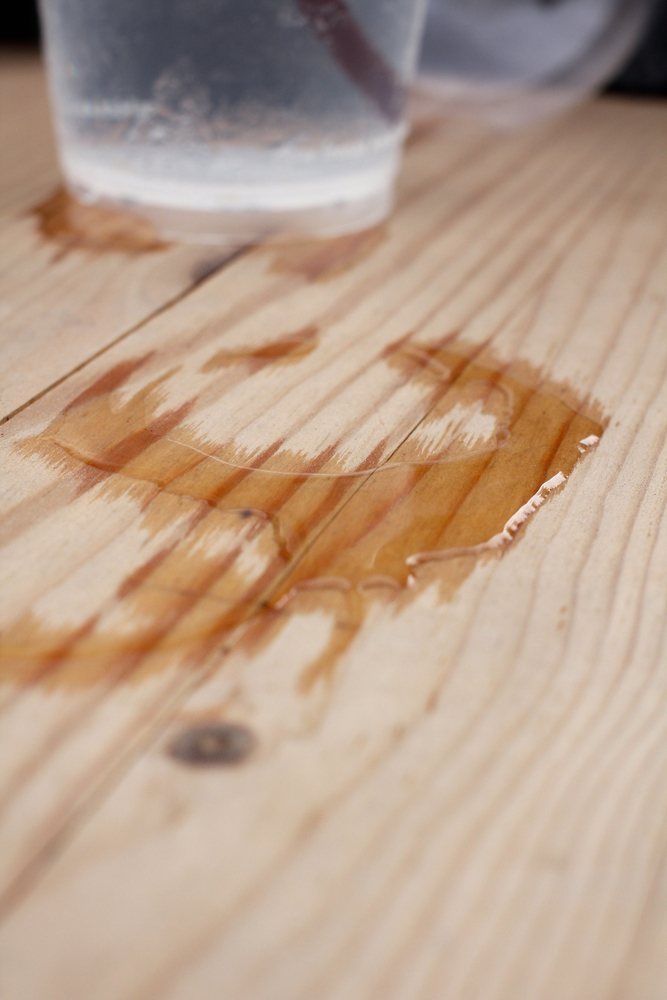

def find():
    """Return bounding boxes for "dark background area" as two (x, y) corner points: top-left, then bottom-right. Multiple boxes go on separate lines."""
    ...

(607, 0), (667, 95)
(1, 0), (666, 95)
(2, 0), (40, 46)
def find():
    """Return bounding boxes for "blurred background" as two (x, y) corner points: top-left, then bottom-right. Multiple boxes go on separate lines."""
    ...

(1, 0), (666, 98)
(608, 0), (667, 95)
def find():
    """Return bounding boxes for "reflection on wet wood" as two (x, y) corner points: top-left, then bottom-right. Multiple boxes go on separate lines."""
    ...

(2, 64), (667, 1000)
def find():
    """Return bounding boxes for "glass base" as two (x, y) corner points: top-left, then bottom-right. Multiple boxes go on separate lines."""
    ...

(67, 187), (392, 244)
(61, 136), (401, 243)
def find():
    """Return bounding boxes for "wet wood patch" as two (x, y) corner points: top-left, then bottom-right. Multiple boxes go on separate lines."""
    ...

(33, 188), (169, 255)
(3, 65), (667, 1000)
(202, 325), (319, 370)
(0, 330), (604, 685)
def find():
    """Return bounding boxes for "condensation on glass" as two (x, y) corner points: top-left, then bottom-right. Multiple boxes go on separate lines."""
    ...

(38, 0), (428, 241)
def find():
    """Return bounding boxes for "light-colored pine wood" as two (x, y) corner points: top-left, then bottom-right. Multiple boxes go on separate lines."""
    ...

(1, 51), (667, 1000)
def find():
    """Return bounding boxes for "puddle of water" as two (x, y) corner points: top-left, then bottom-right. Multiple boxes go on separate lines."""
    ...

(1, 333), (604, 680)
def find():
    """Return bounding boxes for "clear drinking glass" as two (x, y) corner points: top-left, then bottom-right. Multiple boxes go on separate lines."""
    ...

(418, 0), (655, 126)
(38, 0), (429, 242)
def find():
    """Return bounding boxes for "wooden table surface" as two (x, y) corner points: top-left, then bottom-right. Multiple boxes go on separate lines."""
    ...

(2, 52), (667, 1000)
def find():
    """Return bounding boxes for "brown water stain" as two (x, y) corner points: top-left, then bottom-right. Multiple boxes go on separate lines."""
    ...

(269, 225), (386, 282)
(0, 333), (605, 689)
(33, 188), (169, 256)
(63, 355), (155, 413)
(202, 325), (319, 371)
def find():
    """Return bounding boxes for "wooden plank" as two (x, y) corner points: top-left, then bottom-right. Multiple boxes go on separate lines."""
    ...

(0, 54), (243, 423)
(1, 94), (667, 1000)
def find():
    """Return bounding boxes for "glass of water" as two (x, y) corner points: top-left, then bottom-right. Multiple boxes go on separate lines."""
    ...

(38, 0), (428, 242)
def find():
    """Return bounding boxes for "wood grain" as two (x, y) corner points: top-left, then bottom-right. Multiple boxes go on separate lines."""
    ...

(1, 54), (667, 1000)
